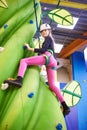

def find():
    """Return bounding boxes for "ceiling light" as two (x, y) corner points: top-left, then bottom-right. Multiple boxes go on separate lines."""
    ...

(54, 43), (64, 53)
(57, 17), (78, 29)
(43, 7), (47, 10)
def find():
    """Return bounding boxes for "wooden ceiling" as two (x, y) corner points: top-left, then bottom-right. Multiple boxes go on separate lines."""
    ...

(40, 0), (87, 58)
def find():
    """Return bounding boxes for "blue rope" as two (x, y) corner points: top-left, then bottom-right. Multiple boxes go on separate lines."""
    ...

(33, 0), (40, 47)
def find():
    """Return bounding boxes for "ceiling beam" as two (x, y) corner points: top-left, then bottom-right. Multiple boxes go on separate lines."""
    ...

(58, 39), (87, 58)
(40, 0), (87, 10)
(58, 32), (87, 58)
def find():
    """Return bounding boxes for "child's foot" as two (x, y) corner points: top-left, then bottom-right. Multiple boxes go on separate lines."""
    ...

(4, 78), (22, 87)
(61, 102), (70, 117)
(63, 106), (70, 117)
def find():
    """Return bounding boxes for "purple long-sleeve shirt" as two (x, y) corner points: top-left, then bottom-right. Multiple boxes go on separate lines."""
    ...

(34, 36), (54, 54)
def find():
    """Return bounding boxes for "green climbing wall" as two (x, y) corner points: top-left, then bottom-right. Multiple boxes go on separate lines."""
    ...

(0, 0), (66, 130)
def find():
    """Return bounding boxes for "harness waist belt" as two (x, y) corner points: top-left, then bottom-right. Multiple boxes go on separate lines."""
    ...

(47, 49), (53, 54)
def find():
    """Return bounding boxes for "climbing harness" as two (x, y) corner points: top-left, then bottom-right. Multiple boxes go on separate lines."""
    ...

(48, 49), (53, 54)
(43, 49), (53, 65)
(43, 54), (51, 65)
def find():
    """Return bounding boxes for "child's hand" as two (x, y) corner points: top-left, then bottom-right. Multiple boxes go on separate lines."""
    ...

(24, 43), (30, 50)
(24, 43), (34, 52)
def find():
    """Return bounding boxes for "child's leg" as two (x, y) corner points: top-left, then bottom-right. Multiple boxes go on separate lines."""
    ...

(18, 55), (46, 77)
(46, 67), (64, 103)
(3, 55), (46, 87)
(46, 66), (70, 116)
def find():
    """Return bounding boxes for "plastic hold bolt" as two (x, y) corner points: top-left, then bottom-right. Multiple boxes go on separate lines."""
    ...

(23, 45), (27, 50)
(34, 3), (38, 8)
(28, 92), (34, 98)
(4, 24), (8, 29)
(56, 123), (62, 130)
(29, 20), (34, 24)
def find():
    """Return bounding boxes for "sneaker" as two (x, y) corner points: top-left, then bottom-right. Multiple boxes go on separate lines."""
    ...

(63, 106), (70, 117)
(4, 76), (22, 87)
(61, 101), (70, 117)
(4, 79), (22, 87)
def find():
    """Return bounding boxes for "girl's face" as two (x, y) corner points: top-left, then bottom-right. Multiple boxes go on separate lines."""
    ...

(41, 29), (50, 37)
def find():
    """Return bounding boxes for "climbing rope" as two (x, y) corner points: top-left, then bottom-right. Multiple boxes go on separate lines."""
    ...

(33, 0), (41, 48)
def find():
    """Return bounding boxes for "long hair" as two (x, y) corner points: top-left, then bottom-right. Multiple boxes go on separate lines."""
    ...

(49, 30), (55, 45)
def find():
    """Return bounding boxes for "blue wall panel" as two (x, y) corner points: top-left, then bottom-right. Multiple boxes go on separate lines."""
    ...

(72, 51), (87, 130)
(60, 83), (78, 130)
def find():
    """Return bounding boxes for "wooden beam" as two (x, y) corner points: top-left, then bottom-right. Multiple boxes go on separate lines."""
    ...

(83, 32), (87, 36)
(58, 39), (87, 58)
(40, 0), (87, 10)
(58, 32), (87, 58)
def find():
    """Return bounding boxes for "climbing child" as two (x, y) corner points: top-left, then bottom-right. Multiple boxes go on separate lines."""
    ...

(4, 23), (70, 116)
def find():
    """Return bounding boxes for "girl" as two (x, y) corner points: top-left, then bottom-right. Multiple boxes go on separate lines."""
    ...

(5, 23), (70, 116)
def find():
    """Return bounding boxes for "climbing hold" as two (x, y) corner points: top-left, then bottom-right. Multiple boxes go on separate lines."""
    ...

(1, 83), (9, 90)
(28, 92), (34, 98)
(0, 0), (8, 8)
(56, 123), (62, 130)
(4, 24), (8, 29)
(48, 8), (73, 26)
(29, 20), (34, 24)
(0, 47), (4, 52)
(34, 2), (38, 8)
(23, 45), (27, 50)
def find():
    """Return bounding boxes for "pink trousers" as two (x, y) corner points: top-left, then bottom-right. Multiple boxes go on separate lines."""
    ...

(18, 51), (64, 103)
